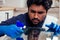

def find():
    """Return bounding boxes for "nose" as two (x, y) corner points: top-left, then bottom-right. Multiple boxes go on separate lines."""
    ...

(34, 13), (38, 18)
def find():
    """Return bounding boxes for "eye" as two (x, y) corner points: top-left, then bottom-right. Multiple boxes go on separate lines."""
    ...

(31, 10), (36, 13)
(38, 11), (44, 14)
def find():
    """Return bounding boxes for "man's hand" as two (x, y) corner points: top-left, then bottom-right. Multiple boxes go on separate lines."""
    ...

(0, 24), (24, 38)
(45, 22), (60, 35)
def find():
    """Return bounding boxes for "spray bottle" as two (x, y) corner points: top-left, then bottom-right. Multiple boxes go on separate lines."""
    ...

(16, 20), (26, 40)
(4, 20), (26, 40)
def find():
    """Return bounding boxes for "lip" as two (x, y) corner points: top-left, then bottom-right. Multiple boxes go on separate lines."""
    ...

(32, 20), (39, 23)
(32, 20), (39, 24)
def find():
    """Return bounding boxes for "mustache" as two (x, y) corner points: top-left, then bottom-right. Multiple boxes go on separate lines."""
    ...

(32, 18), (40, 21)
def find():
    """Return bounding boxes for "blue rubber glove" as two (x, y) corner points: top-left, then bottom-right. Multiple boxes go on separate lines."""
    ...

(0, 24), (24, 38)
(45, 22), (60, 36)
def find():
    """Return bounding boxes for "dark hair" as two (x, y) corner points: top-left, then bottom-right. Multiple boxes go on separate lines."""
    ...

(27, 0), (52, 11)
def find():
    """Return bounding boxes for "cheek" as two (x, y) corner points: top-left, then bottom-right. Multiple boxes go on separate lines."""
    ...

(38, 13), (46, 21)
(28, 13), (34, 20)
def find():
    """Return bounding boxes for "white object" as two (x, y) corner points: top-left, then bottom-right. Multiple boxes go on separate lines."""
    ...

(53, 36), (58, 40)
(46, 38), (51, 40)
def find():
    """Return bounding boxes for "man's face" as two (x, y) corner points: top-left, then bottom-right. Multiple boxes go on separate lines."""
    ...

(28, 4), (47, 25)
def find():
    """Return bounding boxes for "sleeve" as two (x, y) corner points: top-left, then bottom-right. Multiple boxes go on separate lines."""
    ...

(0, 14), (25, 25)
(0, 34), (5, 37)
(0, 16), (17, 37)
(0, 16), (17, 25)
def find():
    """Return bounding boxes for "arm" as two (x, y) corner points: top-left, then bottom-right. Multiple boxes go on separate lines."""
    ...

(0, 14), (25, 38)
(0, 16), (17, 37)
(0, 16), (17, 25)
(0, 14), (25, 25)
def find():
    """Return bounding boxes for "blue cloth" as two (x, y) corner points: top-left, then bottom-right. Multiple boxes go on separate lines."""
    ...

(16, 37), (24, 40)
(45, 22), (60, 36)
(0, 25), (24, 38)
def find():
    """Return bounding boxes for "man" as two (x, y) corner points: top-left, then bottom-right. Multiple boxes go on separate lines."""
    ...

(0, 0), (57, 40)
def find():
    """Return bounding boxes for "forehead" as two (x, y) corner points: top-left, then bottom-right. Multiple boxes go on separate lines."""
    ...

(29, 4), (46, 11)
